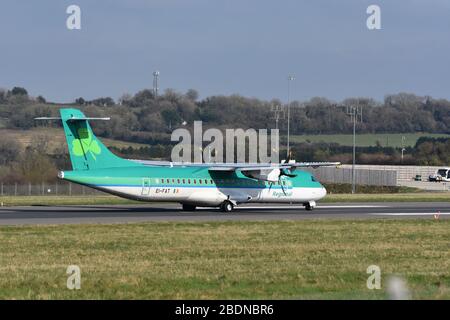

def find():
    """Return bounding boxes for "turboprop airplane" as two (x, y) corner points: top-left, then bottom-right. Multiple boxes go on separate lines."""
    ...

(36, 108), (340, 212)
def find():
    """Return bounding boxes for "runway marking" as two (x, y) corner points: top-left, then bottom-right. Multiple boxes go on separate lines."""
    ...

(370, 212), (450, 216)
(317, 205), (388, 209)
(197, 205), (388, 210)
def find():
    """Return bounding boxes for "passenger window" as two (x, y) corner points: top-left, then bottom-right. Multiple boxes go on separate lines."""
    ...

(182, 179), (185, 184)
(194, 179), (196, 184)
(177, 179), (180, 184)
(188, 179), (191, 184)
(199, 180), (202, 184)
(205, 179), (208, 184)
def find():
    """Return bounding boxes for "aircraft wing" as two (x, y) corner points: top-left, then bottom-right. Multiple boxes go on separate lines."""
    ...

(210, 162), (340, 170)
(208, 162), (340, 172)
(131, 159), (340, 170)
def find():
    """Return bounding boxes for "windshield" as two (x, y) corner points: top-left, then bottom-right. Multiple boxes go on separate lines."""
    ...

(437, 169), (447, 176)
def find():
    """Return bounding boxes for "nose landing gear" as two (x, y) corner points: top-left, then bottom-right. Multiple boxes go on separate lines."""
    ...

(304, 201), (316, 211)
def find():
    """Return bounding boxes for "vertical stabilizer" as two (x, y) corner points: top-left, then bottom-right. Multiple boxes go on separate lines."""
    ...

(60, 108), (136, 170)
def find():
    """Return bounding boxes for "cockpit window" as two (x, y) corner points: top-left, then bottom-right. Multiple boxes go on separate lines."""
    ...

(311, 176), (317, 182)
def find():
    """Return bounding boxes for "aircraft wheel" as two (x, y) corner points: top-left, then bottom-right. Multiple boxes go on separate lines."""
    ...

(182, 204), (196, 211)
(220, 201), (234, 213)
(304, 200), (316, 211)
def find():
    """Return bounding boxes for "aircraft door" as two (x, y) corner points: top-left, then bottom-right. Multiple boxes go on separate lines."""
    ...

(142, 178), (151, 195)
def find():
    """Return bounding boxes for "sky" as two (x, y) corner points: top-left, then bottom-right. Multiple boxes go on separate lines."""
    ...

(1, 0), (450, 103)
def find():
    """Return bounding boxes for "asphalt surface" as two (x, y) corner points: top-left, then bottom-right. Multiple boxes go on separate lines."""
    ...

(0, 202), (449, 225)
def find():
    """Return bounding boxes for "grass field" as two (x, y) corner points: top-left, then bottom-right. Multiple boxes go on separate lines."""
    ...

(0, 128), (147, 153)
(1, 192), (450, 207)
(0, 220), (448, 299)
(290, 133), (450, 147)
(5, 128), (450, 151)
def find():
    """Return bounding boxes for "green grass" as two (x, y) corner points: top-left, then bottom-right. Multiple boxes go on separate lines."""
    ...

(0, 220), (448, 299)
(290, 133), (450, 147)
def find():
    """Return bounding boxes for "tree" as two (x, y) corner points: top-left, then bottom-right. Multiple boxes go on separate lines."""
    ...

(0, 137), (21, 165)
(164, 89), (182, 103)
(10, 87), (28, 96)
(91, 97), (115, 107)
(186, 89), (199, 101)
(0, 88), (6, 103)
(129, 89), (154, 107)
(161, 109), (182, 128)
(75, 97), (85, 105)
(36, 95), (46, 103)
(18, 148), (57, 183)
(118, 93), (132, 106)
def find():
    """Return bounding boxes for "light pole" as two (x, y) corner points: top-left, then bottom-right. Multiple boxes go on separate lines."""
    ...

(401, 136), (406, 163)
(271, 104), (283, 130)
(286, 75), (295, 159)
(153, 71), (160, 97)
(345, 105), (362, 194)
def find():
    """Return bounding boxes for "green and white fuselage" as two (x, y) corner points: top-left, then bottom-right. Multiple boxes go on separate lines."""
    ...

(39, 108), (333, 212)
(60, 166), (326, 207)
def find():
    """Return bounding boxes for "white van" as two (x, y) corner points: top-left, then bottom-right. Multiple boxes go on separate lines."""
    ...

(429, 168), (450, 182)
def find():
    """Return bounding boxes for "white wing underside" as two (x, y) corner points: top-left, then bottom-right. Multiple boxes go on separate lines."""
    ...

(130, 159), (340, 172)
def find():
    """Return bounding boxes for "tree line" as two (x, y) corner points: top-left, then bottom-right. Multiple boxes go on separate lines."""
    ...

(2, 87), (450, 141)
(1, 86), (450, 183)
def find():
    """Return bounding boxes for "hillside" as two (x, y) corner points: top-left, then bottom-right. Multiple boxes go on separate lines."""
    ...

(0, 128), (148, 154)
(290, 133), (450, 148)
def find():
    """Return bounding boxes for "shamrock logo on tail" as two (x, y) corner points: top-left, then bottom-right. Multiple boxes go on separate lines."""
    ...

(72, 128), (101, 160)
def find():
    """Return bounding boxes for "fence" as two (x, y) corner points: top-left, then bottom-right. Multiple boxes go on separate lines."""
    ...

(337, 164), (441, 182)
(0, 182), (106, 196)
(304, 167), (398, 186)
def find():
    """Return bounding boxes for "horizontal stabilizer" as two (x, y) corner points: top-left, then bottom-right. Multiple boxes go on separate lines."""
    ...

(35, 116), (110, 121)
(34, 117), (62, 120)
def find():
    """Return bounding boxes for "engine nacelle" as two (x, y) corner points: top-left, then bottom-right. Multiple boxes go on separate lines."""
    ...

(243, 168), (280, 182)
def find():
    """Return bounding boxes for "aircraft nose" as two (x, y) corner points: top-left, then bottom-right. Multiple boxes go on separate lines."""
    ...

(320, 186), (327, 198)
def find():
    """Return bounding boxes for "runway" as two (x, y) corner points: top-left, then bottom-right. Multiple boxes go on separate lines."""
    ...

(0, 202), (449, 225)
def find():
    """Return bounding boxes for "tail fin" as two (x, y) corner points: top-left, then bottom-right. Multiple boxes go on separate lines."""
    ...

(60, 108), (136, 170)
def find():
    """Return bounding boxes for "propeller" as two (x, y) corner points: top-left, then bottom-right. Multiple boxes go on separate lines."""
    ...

(278, 151), (296, 195)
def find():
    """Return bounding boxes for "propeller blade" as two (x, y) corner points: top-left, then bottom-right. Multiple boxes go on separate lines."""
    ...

(280, 168), (297, 178)
(280, 179), (286, 195)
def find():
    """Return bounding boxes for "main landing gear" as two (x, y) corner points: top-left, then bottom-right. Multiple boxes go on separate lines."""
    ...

(220, 200), (234, 213)
(182, 204), (196, 211)
(304, 201), (316, 211)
